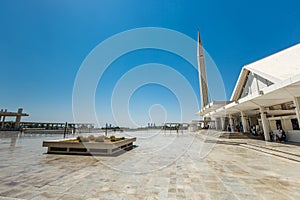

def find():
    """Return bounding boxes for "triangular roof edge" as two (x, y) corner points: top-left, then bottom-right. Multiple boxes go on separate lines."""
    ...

(244, 42), (300, 68)
(230, 67), (249, 101)
(230, 43), (300, 101)
(244, 65), (280, 83)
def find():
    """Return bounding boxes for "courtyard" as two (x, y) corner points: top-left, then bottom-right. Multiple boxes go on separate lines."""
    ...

(0, 130), (300, 200)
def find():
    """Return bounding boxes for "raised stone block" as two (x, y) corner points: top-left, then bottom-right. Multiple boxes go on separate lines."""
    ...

(43, 137), (136, 156)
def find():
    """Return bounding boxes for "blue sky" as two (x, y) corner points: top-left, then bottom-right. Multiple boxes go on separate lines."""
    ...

(1, 0), (300, 127)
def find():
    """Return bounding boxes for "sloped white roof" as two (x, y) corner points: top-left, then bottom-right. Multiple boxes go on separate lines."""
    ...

(231, 43), (300, 101)
(245, 43), (300, 83)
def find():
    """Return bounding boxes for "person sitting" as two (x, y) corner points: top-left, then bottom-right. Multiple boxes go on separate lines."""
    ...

(251, 125), (257, 136)
(276, 127), (286, 142)
(256, 125), (261, 135)
(269, 131), (274, 141)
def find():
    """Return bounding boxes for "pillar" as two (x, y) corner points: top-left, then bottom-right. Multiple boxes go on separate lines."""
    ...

(259, 106), (270, 141)
(241, 112), (248, 133)
(229, 115), (234, 132)
(15, 108), (23, 129)
(215, 117), (221, 130)
(1, 116), (5, 129)
(1, 109), (7, 129)
(293, 97), (300, 126)
(203, 116), (211, 128)
(220, 117), (225, 131)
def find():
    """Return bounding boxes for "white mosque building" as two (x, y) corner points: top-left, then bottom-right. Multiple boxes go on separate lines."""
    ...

(198, 43), (300, 142)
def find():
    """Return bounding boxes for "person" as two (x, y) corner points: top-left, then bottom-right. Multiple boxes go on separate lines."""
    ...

(269, 131), (274, 141)
(256, 125), (261, 135)
(227, 124), (231, 132)
(239, 123), (243, 132)
(251, 125), (257, 136)
(276, 126), (286, 142)
(236, 124), (239, 132)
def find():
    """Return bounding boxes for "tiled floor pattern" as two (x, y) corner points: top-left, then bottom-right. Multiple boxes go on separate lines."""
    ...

(0, 130), (300, 199)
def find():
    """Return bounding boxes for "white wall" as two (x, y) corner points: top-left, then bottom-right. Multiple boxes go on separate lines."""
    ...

(269, 120), (277, 131)
(287, 130), (300, 142)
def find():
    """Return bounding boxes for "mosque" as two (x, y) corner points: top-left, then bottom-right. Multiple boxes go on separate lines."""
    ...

(197, 31), (300, 142)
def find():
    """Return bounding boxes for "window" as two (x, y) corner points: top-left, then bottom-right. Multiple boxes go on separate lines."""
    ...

(291, 119), (299, 130)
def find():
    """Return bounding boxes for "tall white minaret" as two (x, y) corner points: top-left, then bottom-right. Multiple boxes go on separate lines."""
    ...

(197, 29), (209, 109)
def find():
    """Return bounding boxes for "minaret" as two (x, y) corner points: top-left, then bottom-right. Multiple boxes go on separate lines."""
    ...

(197, 29), (209, 109)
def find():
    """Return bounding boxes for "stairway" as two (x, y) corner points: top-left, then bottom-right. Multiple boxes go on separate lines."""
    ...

(219, 132), (249, 139)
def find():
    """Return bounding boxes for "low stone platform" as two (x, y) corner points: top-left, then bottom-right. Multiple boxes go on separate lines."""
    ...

(42, 137), (136, 156)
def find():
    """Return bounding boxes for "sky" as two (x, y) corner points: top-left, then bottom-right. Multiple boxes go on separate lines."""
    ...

(1, 0), (300, 127)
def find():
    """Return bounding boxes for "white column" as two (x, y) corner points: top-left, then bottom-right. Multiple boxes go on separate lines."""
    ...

(1, 109), (6, 129)
(220, 117), (225, 131)
(215, 117), (221, 130)
(293, 97), (300, 126)
(241, 112), (248, 133)
(259, 106), (270, 141)
(229, 115), (234, 132)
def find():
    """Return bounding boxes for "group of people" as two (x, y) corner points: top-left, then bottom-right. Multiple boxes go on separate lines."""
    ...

(274, 126), (287, 142)
(250, 125), (262, 136)
(226, 123), (243, 132)
(227, 122), (287, 142)
(269, 125), (287, 142)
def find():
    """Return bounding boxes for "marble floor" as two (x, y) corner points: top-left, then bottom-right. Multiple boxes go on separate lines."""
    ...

(0, 130), (300, 199)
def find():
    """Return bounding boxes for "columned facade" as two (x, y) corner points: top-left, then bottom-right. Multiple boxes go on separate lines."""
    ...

(197, 37), (300, 142)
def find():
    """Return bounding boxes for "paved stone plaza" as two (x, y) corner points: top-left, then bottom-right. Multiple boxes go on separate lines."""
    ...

(1, 130), (300, 199)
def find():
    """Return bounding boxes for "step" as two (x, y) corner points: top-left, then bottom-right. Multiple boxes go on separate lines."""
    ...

(240, 143), (300, 163)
